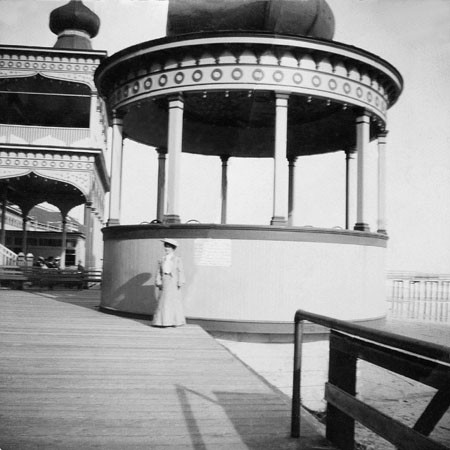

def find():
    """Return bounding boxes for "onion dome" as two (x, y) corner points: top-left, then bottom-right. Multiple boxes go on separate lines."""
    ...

(49, 0), (100, 50)
(167, 0), (335, 40)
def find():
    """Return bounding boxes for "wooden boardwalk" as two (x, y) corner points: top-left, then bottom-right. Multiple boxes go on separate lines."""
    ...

(0, 289), (334, 450)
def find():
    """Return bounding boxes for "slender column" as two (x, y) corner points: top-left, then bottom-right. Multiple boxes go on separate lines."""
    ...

(21, 214), (28, 254)
(164, 94), (184, 224)
(354, 112), (371, 231)
(60, 215), (67, 269)
(107, 110), (124, 226)
(288, 156), (297, 226)
(156, 147), (167, 222)
(0, 186), (7, 246)
(271, 93), (289, 226)
(345, 149), (355, 230)
(220, 155), (230, 224)
(84, 202), (93, 268)
(377, 131), (389, 234)
(89, 91), (99, 147)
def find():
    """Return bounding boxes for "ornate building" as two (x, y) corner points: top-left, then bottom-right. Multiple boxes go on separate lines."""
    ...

(0, 0), (110, 268)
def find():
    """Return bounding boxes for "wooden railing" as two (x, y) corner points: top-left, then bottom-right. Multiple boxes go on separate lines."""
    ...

(0, 124), (90, 147)
(291, 310), (450, 450)
(388, 274), (450, 322)
(0, 244), (17, 265)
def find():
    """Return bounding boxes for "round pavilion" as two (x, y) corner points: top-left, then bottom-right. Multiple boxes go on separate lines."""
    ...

(95, 0), (403, 336)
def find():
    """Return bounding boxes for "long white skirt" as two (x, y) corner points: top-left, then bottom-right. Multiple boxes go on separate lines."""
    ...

(152, 274), (185, 327)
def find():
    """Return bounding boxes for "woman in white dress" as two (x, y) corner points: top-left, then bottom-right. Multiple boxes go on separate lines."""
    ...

(152, 239), (186, 327)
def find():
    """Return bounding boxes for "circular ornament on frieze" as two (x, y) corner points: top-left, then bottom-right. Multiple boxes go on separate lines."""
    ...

(375, 96), (379, 106)
(158, 74), (168, 87)
(231, 68), (243, 80)
(343, 82), (351, 94)
(211, 68), (223, 81)
(273, 70), (284, 82)
(174, 72), (185, 84)
(252, 69), (264, 81)
(312, 75), (321, 87)
(367, 91), (373, 102)
(328, 79), (337, 90)
(192, 70), (203, 82)
(123, 85), (129, 98)
(293, 72), (303, 84)
(144, 78), (152, 90)
(356, 87), (363, 98)
(133, 81), (140, 93)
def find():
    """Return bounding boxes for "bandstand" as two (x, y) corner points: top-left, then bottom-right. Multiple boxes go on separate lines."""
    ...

(96, 0), (403, 335)
(0, 0), (109, 268)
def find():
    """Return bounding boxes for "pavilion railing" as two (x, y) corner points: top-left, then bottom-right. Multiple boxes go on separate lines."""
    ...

(291, 309), (450, 450)
(0, 124), (90, 147)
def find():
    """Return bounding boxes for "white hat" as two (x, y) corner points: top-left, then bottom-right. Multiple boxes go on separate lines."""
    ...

(161, 238), (178, 248)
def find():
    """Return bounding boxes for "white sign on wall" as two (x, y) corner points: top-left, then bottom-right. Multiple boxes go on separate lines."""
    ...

(194, 239), (232, 267)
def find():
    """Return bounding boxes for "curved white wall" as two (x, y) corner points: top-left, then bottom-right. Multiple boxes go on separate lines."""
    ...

(101, 225), (387, 330)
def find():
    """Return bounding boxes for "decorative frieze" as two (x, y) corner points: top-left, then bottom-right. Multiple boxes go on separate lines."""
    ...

(0, 48), (103, 89)
(98, 36), (400, 125)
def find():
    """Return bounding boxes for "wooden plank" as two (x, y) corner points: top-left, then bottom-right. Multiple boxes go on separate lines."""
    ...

(325, 383), (449, 450)
(0, 290), (335, 450)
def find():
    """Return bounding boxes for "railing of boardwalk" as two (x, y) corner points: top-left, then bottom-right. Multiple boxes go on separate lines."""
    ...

(291, 309), (450, 450)
(0, 244), (17, 265)
(387, 273), (450, 322)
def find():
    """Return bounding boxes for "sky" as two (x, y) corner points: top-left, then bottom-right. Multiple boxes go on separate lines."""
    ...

(0, 0), (449, 274)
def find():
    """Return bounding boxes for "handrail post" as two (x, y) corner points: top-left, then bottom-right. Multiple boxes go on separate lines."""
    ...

(291, 314), (304, 438)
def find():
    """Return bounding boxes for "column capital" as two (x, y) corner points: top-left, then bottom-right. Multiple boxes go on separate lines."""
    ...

(220, 155), (230, 164)
(356, 112), (370, 124)
(377, 130), (389, 140)
(156, 146), (167, 155)
(167, 93), (184, 107)
(275, 92), (290, 106)
(288, 155), (298, 165)
(111, 109), (125, 125)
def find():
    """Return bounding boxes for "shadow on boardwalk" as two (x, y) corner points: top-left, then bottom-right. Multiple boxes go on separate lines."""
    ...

(0, 289), (334, 450)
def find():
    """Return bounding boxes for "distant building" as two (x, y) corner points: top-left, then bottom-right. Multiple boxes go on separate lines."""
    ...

(0, 0), (110, 268)
(3, 203), (85, 267)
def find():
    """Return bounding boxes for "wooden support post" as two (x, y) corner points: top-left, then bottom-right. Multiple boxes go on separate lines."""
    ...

(413, 387), (450, 436)
(326, 331), (357, 450)
(291, 319), (304, 437)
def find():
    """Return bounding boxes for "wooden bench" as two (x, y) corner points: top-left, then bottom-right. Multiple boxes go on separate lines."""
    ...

(0, 265), (29, 290)
(82, 269), (102, 288)
(0, 266), (101, 290)
(27, 268), (84, 290)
